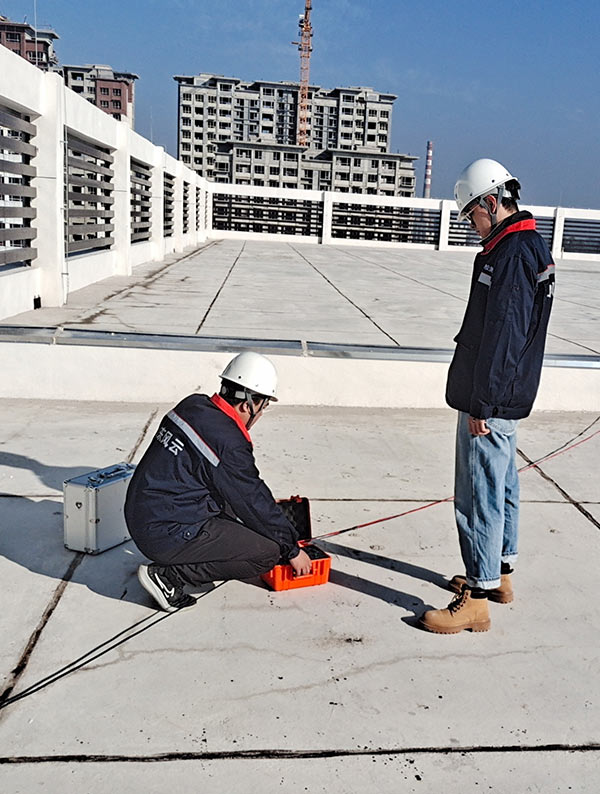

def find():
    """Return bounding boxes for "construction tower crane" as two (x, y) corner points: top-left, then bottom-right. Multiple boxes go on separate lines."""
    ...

(292, 0), (313, 147)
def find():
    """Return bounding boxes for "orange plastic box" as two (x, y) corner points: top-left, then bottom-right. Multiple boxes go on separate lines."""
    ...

(261, 496), (331, 591)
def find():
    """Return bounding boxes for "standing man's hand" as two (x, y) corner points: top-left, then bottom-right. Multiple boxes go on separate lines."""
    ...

(290, 549), (312, 576)
(468, 416), (491, 436)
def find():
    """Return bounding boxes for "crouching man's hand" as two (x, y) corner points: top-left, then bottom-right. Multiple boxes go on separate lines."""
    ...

(289, 549), (312, 577)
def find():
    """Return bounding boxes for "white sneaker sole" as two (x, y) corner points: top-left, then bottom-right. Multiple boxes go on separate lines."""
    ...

(137, 564), (178, 612)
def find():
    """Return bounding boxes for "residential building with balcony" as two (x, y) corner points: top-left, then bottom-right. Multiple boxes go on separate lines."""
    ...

(0, 14), (59, 70)
(175, 73), (416, 197)
(62, 64), (138, 127)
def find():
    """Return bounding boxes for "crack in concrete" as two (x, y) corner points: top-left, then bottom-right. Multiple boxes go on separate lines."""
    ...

(126, 408), (159, 464)
(1, 743), (599, 764)
(0, 554), (84, 714)
(69, 242), (219, 326)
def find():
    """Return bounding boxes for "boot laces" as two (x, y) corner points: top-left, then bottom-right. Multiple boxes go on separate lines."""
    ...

(448, 587), (469, 614)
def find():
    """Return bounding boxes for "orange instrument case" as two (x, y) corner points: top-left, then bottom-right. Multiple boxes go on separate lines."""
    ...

(261, 496), (331, 591)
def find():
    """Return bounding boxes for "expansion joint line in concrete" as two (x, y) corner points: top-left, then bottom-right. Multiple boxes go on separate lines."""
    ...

(195, 242), (246, 334)
(0, 554), (84, 713)
(517, 448), (600, 531)
(288, 245), (400, 346)
(1, 743), (600, 764)
(339, 248), (468, 304)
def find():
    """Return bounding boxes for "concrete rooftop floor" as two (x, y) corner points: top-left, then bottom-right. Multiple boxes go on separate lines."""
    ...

(1, 241), (600, 790)
(3, 239), (600, 356)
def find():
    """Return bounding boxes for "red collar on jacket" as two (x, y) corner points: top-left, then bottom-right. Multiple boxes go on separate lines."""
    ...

(482, 217), (536, 254)
(210, 393), (253, 444)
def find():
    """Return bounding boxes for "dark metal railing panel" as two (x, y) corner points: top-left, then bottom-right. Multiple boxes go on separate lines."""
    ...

(130, 158), (152, 244)
(0, 104), (37, 270)
(183, 181), (190, 234)
(212, 193), (323, 237)
(562, 218), (600, 254)
(331, 202), (440, 244)
(65, 132), (114, 256)
(163, 173), (175, 238)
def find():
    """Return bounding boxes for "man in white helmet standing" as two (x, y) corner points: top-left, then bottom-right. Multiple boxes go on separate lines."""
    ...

(420, 159), (555, 634)
(125, 351), (312, 611)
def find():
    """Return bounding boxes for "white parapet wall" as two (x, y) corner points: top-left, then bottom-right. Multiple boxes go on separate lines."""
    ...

(0, 336), (598, 411)
(0, 45), (207, 319)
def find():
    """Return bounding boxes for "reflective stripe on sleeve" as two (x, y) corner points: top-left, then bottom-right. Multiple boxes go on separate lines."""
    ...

(537, 264), (556, 283)
(167, 410), (220, 467)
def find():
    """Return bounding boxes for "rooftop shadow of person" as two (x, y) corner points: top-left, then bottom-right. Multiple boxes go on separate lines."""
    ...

(320, 539), (451, 627)
(0, 452), (148, 607)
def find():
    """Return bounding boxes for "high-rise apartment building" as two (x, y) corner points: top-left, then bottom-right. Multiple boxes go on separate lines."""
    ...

(0, 15), (59, 70)
(175, 73), (416, 197)
(62, 64), (138, 127)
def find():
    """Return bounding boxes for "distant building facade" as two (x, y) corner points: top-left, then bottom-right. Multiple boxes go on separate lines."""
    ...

(0, 15), (137, 127)
(62, 64), (138, 127)
(0, 14), (59, 69)
(175, 73), (416, 196)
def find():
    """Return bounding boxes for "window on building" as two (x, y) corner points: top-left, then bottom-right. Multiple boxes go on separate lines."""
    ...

(113, 113), (121, 121)
(269, 167), (279, 175)
(378, 135), (387, 143)
(112, 100), (121, 109)
(255, 165), (265, 174)
(368, 109), (377, 116)
(352, 173), (362, 181)
(182, 93), (192, 100)
(254, 150), (263, 159)
(100, 100), (109, 108)
(353, 158), (362, 167)
(272, 152), (280, 160)
(100, 87), (109, 95)
(5, 32), (21, 42)
(342, 94), (355, 103)
(283, 153), (296, 161)
(263, 88), (274, 95)
(113, 88), (122, 96)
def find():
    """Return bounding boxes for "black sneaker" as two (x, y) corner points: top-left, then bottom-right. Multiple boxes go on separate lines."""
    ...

(137, 564), (197, 612)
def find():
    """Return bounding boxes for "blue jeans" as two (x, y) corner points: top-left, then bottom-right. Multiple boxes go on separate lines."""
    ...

(454, 411), (519, 589)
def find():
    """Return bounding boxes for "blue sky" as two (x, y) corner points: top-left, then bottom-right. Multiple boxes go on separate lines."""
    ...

(3, 0), (599, 207)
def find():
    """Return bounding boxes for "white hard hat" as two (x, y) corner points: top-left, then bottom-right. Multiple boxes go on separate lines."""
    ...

(454, 158), (520, 221)
(220, 351), (278, 401)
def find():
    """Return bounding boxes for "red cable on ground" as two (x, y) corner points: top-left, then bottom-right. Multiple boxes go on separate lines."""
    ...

(308, 426), (600, 544)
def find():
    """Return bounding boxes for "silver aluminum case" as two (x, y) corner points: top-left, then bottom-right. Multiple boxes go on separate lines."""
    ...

(63, 463), (135, 554)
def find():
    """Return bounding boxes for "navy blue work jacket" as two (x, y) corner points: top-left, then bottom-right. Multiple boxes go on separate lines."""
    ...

(124, 393), (300, 560)
(446, 211), (555, 420)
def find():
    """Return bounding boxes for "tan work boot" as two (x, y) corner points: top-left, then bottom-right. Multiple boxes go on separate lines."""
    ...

(420, 587), (491, 634)
(448, 573), (514, 604)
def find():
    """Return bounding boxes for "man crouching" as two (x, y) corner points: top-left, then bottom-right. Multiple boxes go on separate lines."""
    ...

(125, 351), (311, 611)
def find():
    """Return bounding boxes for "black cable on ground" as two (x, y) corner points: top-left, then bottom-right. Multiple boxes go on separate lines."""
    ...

(0, 584), (225, 711)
